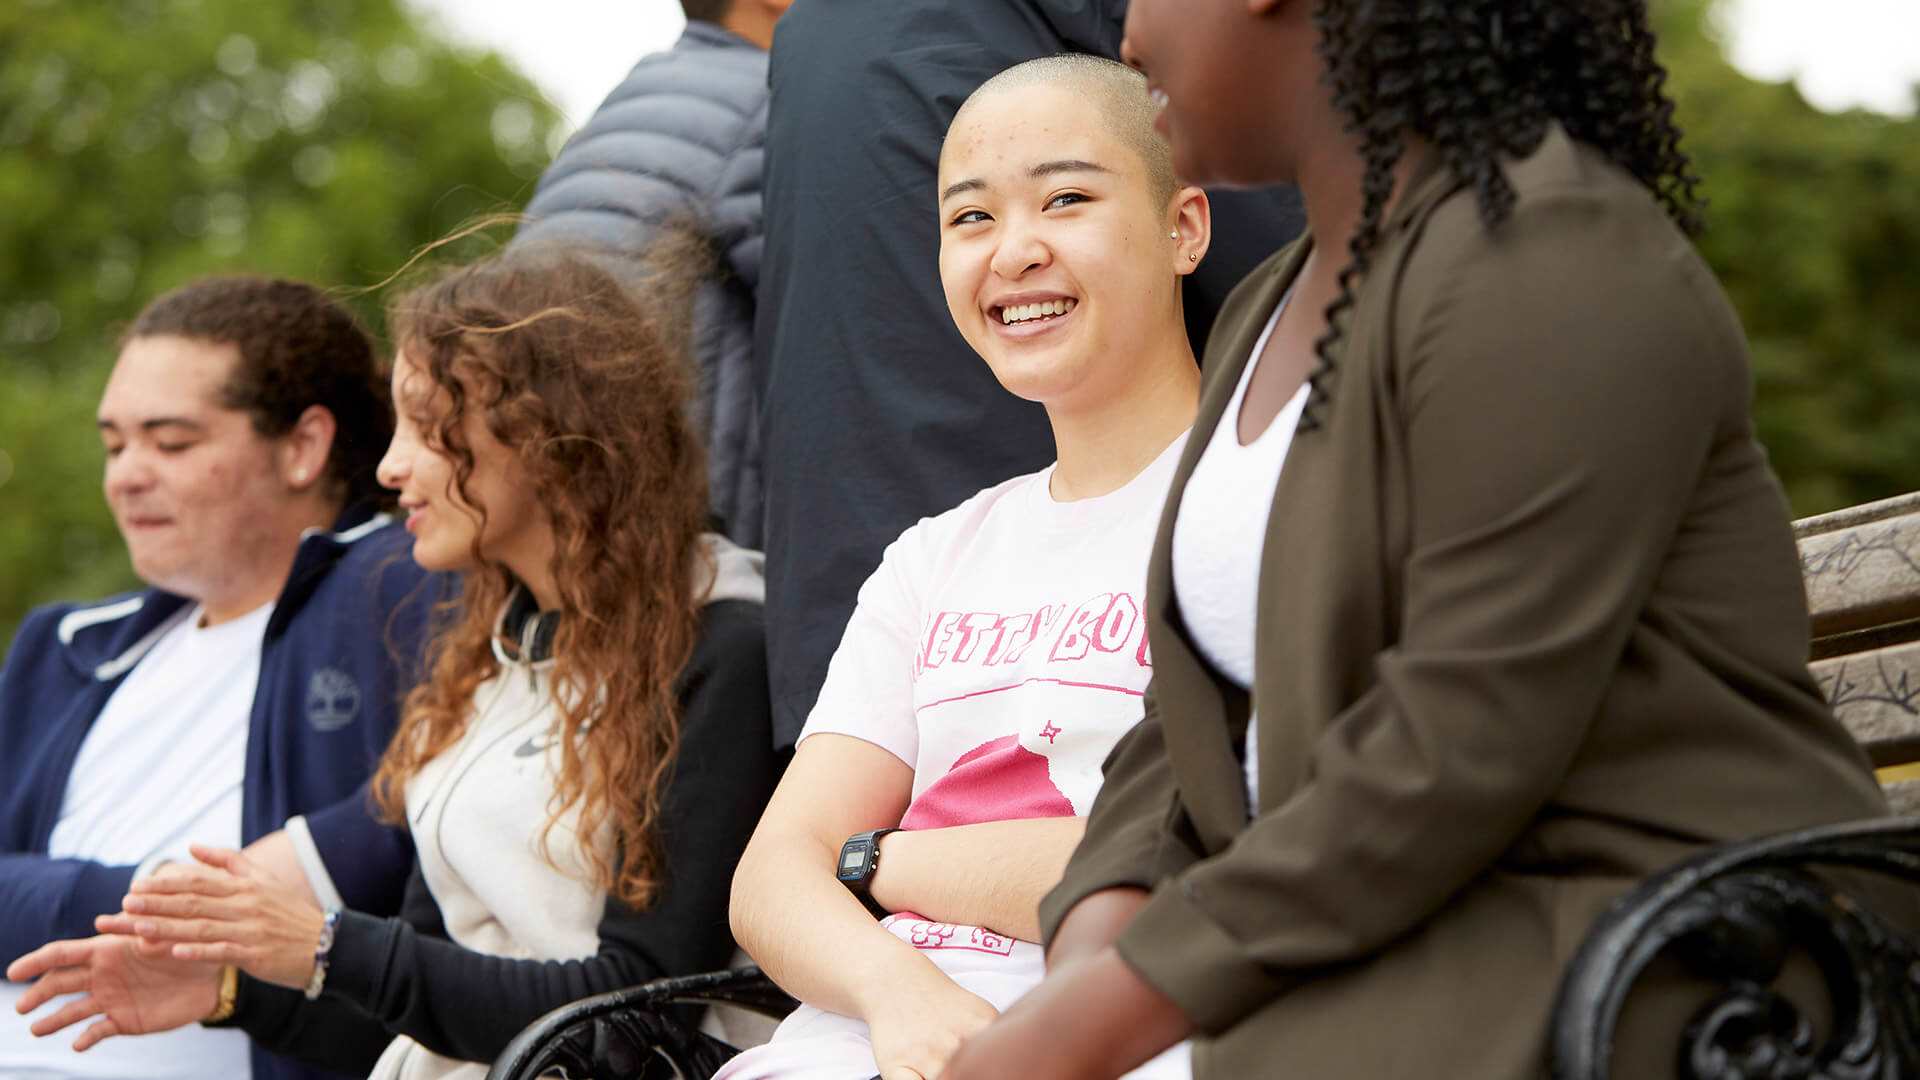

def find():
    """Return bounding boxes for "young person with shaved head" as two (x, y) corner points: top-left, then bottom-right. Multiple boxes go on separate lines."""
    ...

(721, 56), (1202, 1080)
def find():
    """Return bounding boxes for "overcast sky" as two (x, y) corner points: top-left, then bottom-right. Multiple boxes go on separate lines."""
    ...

(408, 0), (1920, 133)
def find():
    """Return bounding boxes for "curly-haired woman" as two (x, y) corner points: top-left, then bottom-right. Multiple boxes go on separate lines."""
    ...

(943, 2), (1888, 1078)
(11, 247), (778, 1079)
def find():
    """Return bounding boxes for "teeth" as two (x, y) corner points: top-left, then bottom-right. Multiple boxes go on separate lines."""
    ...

(999, 299), (1075, 325)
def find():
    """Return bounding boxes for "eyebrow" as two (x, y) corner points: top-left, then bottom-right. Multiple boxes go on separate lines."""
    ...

(97, 417), (208, 434)
(940, 159), (1116, 203)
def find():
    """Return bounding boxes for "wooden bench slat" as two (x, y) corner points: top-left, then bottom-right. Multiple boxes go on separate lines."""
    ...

(1795, 506), (1920, 640)
(1793, 490), (1920, 540)
(1882, 778), (1920, 815)
(1811, 637), (1920, 767)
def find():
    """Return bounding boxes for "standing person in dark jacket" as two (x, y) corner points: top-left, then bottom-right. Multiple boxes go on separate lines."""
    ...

(0, 276), (434, 1080)
(753, 0), (1305, 749)
(12, 247), (780, 1080)
(516, 0), (792, 549)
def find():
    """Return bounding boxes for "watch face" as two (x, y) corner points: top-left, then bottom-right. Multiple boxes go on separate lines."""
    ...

(837, 838), (875, 883)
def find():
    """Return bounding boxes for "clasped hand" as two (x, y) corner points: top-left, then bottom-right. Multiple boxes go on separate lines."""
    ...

(97, 842), (329, 990)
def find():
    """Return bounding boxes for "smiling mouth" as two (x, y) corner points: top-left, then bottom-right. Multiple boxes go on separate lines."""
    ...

(993, 298), (1078, 327)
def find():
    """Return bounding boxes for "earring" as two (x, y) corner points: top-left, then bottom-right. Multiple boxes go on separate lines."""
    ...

(1189, 253), (1199, 262)
(1169, 231), (1178, 239)
(292, 469), (307, 485)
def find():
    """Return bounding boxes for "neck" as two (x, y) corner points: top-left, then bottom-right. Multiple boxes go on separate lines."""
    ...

(198, 495), (341, 626)
(1047, 331), (1200, 502)
(1294, 123), (1430, 272)
(717, 4), (777, 50)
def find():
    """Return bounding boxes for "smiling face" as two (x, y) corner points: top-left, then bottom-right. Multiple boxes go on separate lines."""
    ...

(376, 349), (551, 587)
(98, 335), (304, 611)
(938, 81), (1199, 412)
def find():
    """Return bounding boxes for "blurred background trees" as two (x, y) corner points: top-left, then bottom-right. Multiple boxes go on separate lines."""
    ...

(2, 0), (1917, 642)
(1655, 0), (1920, 517)
(0, 0), (561, 637)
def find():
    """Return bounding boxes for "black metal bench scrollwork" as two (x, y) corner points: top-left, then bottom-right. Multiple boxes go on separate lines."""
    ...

(486, 965), (796, 1080)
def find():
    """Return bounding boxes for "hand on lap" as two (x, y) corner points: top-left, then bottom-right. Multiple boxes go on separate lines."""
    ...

(862, 977), (999, 1080)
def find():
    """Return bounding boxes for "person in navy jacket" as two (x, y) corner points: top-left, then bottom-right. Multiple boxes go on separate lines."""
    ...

(1, 276), (439, 1080)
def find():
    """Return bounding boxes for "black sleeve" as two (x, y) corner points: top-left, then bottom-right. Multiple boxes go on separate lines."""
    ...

(260, 600), (778, 1066)
(227, 976), (393, 1076)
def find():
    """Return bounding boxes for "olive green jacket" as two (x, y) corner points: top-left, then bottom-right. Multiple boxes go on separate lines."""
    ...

(1039, 128), (1886, 1078)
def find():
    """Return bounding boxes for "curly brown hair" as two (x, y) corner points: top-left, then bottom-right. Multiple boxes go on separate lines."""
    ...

(125, 276), (392, 510)
(371, 242), (709, 909)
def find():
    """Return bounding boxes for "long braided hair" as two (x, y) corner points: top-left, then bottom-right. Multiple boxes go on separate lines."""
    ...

(1301, 0), (1704, 430)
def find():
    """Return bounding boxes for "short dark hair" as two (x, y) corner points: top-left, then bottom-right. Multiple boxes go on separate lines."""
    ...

(680, 0), (734, 23)
(124, 276), (393, 512)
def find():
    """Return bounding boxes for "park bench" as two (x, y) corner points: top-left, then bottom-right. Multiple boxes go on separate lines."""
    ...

(489, 491), (1920, 1080)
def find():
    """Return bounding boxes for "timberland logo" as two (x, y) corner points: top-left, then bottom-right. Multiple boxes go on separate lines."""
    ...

(306, 668), (361, 732)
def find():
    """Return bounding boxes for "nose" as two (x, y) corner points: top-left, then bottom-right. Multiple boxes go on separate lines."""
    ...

(375, 431), (409, 491)
(104, 445), (156, 500)
(988, 216), (1051, 281)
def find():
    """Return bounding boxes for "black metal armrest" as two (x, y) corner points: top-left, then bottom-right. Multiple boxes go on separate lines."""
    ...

(1550, 816), (1920, 1079)
(487, 965), (798, 1080)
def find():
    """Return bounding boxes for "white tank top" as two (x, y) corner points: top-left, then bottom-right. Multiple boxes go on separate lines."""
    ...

(1171, 301), (1307, 811)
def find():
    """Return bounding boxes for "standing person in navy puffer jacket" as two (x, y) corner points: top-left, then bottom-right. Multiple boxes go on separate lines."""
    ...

(515, 0), (791, 551)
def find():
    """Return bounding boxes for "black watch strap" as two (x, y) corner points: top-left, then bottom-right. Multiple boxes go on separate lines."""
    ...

(836, 827), (899, 918)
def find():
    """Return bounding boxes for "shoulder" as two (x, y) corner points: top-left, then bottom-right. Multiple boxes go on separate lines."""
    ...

(317, 518), (433, 606)
(689, 598), (767, 680)
(1388, 130), (1744, 396)
(589, 31), (768, 134)
(879, 469), (1047, 575)
(678, 599), (771, 743)
(1404, 130), (1720, 316)
(5, 589), (170, 682)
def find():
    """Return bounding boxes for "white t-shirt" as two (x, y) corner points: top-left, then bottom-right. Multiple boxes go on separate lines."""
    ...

(802, 432), (1187, 835)
(725, 437), (1193, 1080)
(1, 602), (268, 1080)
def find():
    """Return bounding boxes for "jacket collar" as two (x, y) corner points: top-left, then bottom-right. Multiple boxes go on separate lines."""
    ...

(60, 503), (394, 682)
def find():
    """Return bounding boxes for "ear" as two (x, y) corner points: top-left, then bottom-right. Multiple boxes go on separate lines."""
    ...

(280, 405), (338, 493)
(1170, 185), (1213, 278)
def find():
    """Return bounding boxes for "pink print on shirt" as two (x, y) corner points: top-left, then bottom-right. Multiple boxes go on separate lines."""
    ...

(886, 917), (1020, 957)
(901, 735), (1075, 830)
(913, 590), (1152, 678)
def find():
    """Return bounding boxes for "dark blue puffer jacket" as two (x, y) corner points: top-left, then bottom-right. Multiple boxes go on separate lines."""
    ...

(516, 20), (768, 546)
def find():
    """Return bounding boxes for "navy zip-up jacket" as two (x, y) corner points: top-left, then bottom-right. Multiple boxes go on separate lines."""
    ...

(0, 507), (440, 1080)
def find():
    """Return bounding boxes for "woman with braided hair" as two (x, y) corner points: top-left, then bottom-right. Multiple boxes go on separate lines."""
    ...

(943, 2), (1887, 1078)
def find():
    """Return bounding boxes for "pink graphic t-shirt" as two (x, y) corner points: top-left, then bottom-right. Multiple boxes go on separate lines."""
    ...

(801, 432), (1187, 837)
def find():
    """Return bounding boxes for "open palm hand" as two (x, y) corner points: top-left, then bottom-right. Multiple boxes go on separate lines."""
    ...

(7, 934), (220, 1051)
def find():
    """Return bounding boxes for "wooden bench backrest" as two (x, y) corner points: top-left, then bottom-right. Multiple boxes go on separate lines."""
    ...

(1796, 491), (1920, 810)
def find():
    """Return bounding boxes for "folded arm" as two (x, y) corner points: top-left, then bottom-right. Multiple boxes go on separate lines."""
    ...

(868, 816), (1084, 942)
(729, 733), (999, 1078)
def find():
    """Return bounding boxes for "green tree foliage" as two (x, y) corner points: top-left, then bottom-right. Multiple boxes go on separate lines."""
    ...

(0, 0), (561, 639)
(1655, 0), (1920, 516)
